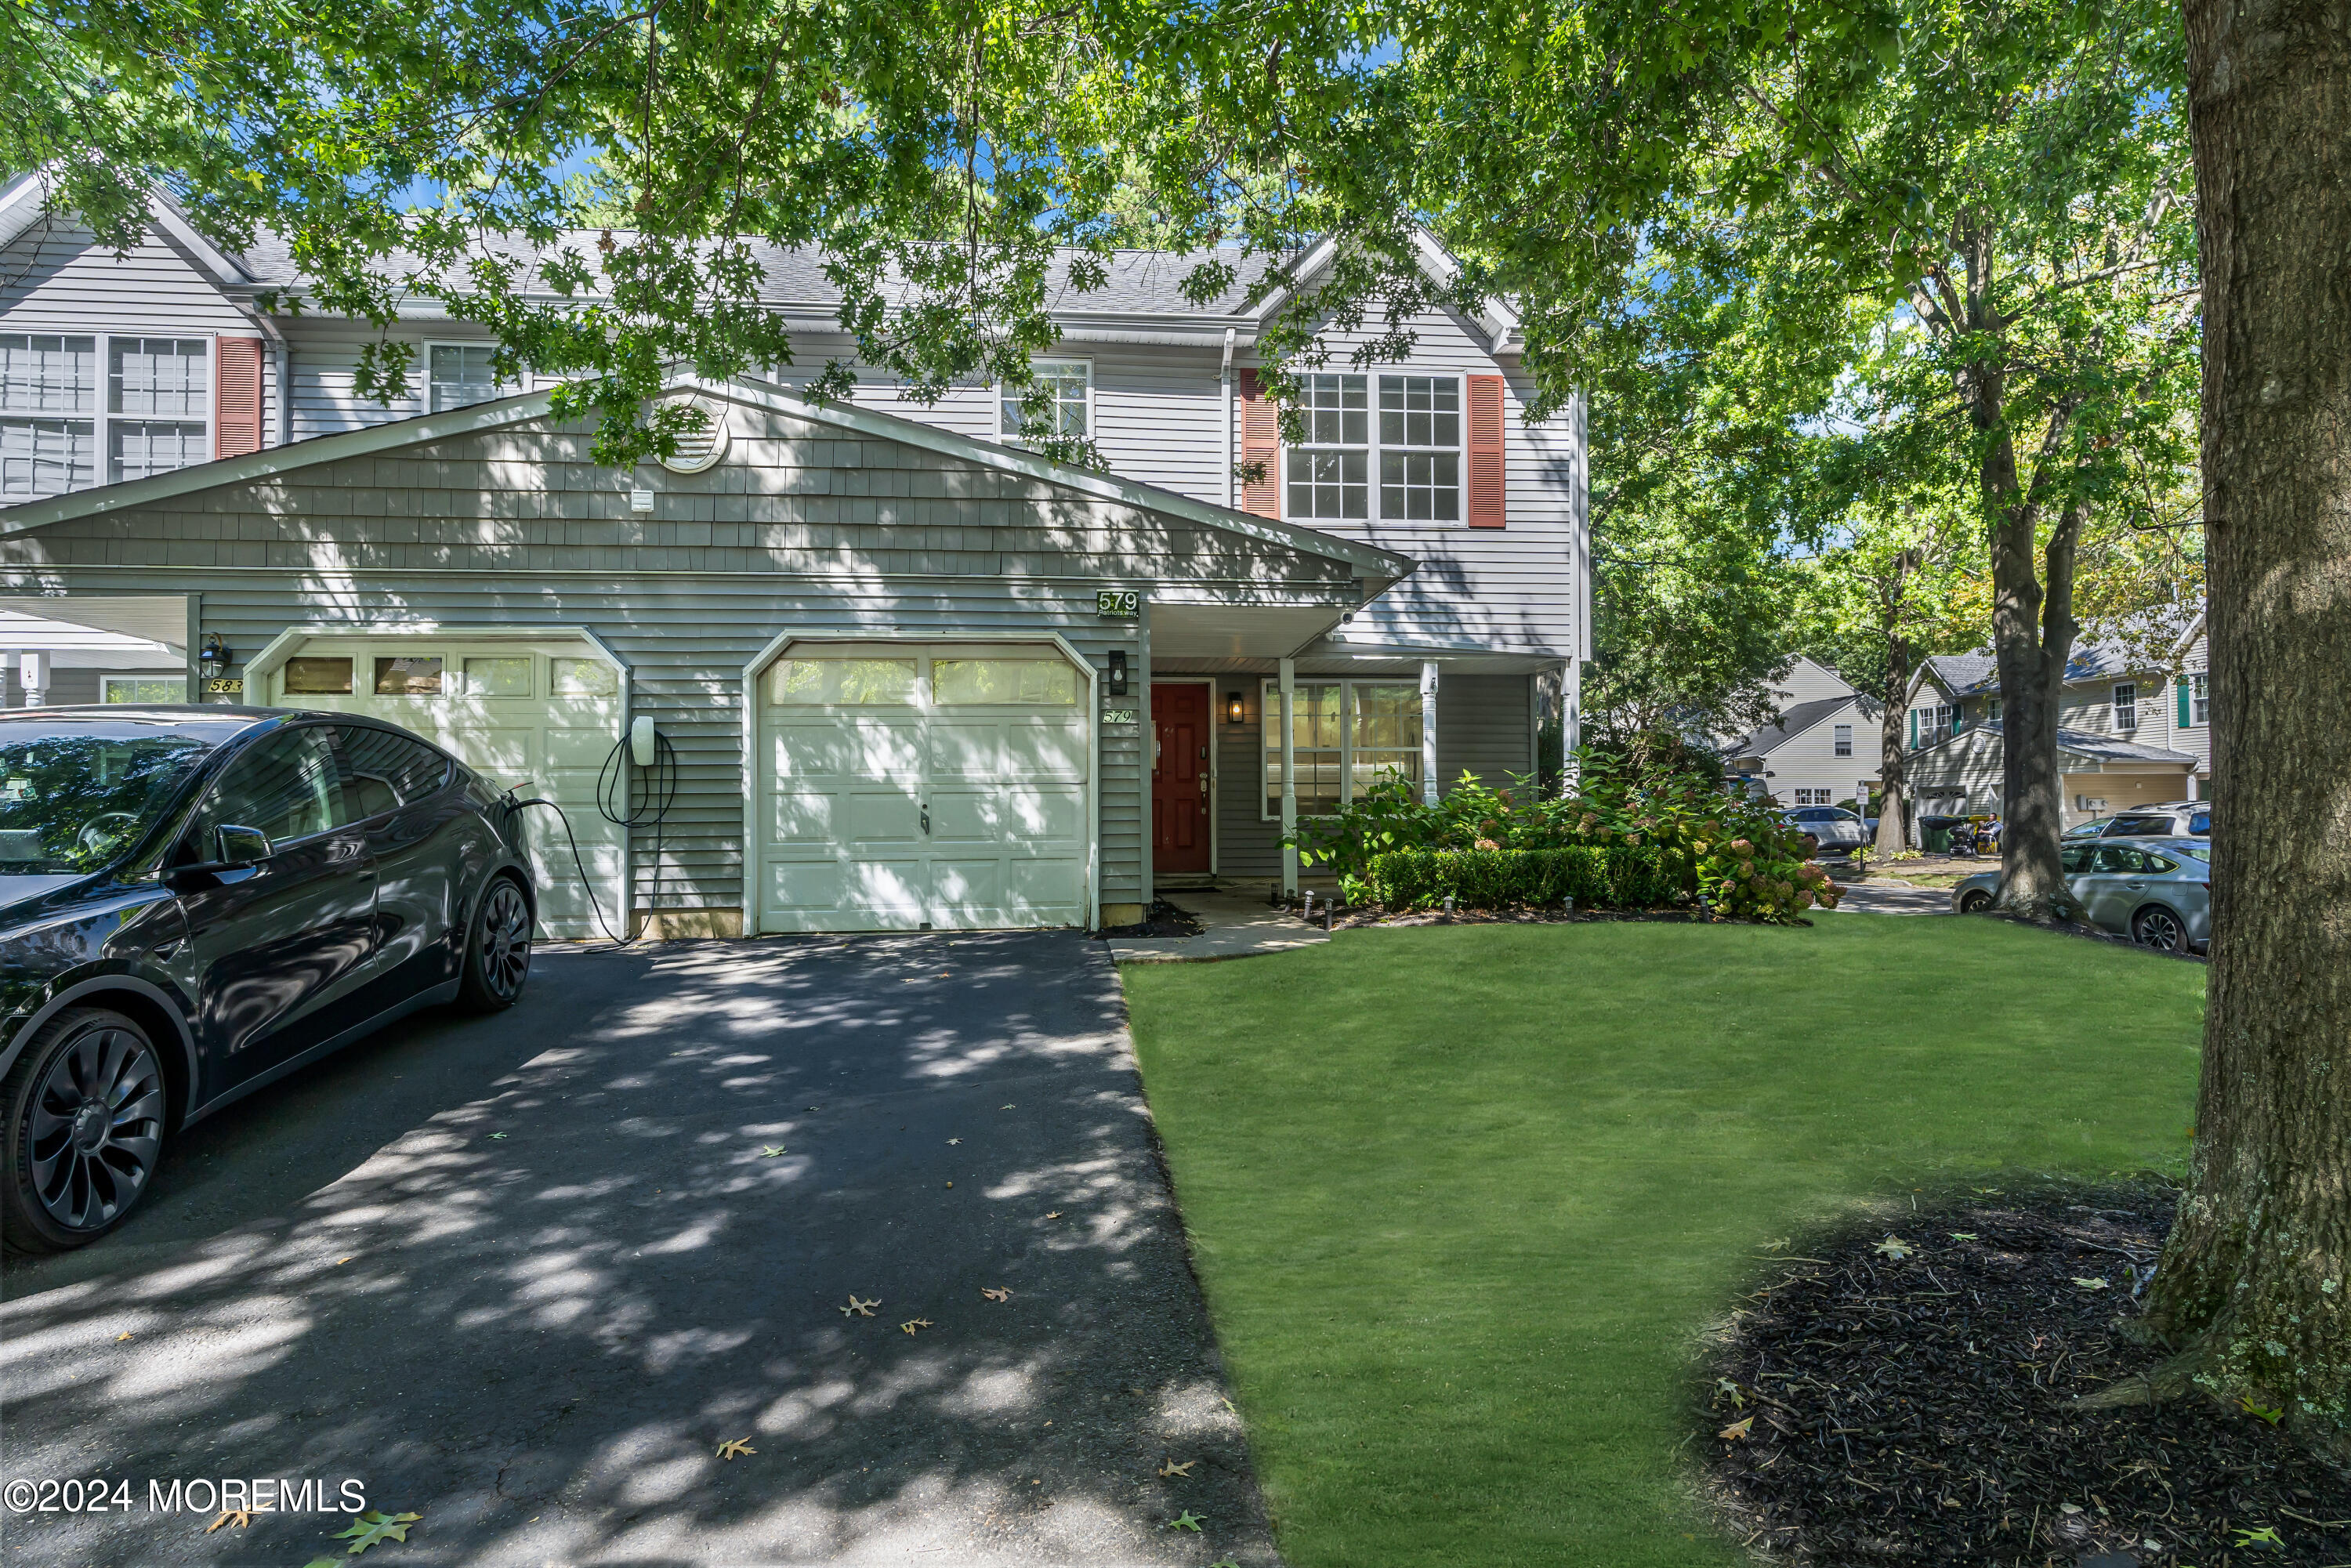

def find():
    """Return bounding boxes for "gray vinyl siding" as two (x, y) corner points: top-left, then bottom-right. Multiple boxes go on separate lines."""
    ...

(1749, 700), (1878, 806)
(2, 221), (284, 466)
(0, 400), (1359, 917)
(1190, 670), (1534, 878)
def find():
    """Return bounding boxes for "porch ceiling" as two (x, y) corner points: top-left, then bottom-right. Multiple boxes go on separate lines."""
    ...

(1147, 603), (1349, 661)
(0, 595), (189, 651)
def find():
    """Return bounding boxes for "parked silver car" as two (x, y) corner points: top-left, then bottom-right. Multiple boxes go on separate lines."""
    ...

(2067, 802), (2211, 840)
(1951, 838), (2211, 952)
(1784, 806), (1868, 851)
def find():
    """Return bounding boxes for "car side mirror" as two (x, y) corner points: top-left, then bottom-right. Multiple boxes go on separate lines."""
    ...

(169, 824), (273, 881)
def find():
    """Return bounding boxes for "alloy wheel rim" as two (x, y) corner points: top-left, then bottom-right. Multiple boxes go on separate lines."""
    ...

(482, 882), (532, 999)
(25, 1026), (164, 1231)
(2139, 911), (2181, 951)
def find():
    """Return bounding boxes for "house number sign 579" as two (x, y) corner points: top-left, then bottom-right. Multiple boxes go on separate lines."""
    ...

(1096, 588), (1139, 619)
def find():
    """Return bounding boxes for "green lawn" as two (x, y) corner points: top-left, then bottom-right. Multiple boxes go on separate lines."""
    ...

(1122, 916), (2204, 1568)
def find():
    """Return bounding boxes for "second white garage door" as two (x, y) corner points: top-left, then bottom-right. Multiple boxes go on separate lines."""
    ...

(754, 641), (1091, 932)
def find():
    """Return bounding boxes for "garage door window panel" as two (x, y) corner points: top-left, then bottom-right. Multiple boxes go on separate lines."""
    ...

(770, 657), (917, 706)
(283, 657), (353, 695)
(374, 657), (444, 697)
(462, 656), (533, 697)
(933, 658), (1079, 706)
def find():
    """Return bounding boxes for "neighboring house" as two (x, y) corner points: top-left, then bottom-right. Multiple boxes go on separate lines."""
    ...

(1901, 621), (2210, 825)
(1722, 690), (1884, 809)
(0, 177), (1589, 936)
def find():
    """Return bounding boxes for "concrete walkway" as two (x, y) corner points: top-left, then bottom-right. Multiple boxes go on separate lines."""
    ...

(1107, 889), (1331, 964)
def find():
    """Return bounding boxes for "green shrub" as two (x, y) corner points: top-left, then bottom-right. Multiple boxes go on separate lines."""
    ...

(1291, 747), (1839, 923)
(1363, 846), (1694, 912)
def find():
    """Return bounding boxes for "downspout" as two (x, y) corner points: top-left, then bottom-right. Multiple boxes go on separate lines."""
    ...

(1221, 328), (1237, 509)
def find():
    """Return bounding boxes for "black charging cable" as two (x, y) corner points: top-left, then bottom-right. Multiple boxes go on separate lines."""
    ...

(498, 726), (681, 948)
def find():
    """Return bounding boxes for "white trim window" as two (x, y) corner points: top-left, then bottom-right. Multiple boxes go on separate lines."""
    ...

(1378, 375), (1462, 521)
(1286, 375), (1368, 520)
(107, 338), (210, 483)
(103, 675), (187, 703)
(2112, 681), (2138, 732)
(998, 359), (1090, 443)
(1284, 372), (1465, 524)
(1833, 723), (1853, 757)
(2191, 672), (2209, 725)
(427, 343), (505, 413)
(0, 334), (99, 498)
(1260, 678), (1422, 817)
(1794, 788), (1833, 806)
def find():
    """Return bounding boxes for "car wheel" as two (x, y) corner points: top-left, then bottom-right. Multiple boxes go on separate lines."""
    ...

(2132, 905), (2186, 954)
(1958, 890), (1992, 913)
(458, 875), (533, 1012)
(0, 1007), (168, 1254)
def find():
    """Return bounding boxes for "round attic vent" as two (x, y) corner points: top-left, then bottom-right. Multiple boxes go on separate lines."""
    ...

(657, 397), (730, 474)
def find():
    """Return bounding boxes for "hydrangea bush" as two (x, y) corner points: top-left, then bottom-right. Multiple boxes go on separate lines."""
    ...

(1288, 748), (1842, 922)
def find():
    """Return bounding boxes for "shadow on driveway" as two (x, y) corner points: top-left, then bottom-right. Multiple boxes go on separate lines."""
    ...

(0, 933), (1275, 1566)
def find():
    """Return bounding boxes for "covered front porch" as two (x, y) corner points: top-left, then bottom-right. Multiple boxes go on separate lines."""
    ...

(1139, 602), (1571, 903)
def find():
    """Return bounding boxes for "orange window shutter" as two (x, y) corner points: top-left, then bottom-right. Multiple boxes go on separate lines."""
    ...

(215, 337), (265, 458)
(1238, 368), (1281, 518)
(1467, 375), (1506, 527)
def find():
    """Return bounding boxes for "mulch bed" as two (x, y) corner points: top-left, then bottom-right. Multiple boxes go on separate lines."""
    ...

(1701, 1185), (2351, 1566)
(1092, 898), (1207, 939)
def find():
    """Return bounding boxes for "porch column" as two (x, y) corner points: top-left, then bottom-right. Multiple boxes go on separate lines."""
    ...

(19, 651), (49, 708)
(2185, 773), (2200, 802)
(1279, 657), (1298, 896)
(1420, 662), (1440, 806)
(1562, 657), (1582, 795)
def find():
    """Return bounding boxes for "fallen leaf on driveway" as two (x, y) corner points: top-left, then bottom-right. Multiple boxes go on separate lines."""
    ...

(1001, 1103), (1016, 1110)
(716, 1438), (756, 1460)
(1719, 1416), (1755, 1441)
(114, 1332), (131, 1342)
(1157, 1458), (1195, 1478)
(2072, 1276), (2110, 1291)
(900, 1318), (933, 1335)
(840, 1295), (881, 1317)
(947, 1138), (961, 1146)
(1874, 1237), (1914, 1260)
(488, 1132), (508, 1140)
(760, 1146), (785, 1157)
(1165, 1511), (1206, 1532)
(1949, 1232), (1979, 1240)
(1044, 1211), (1063, 1219)
(334, 1510), (422, 1552)
(205, 1510), (251, 1531)
(981, 1287), (1011, 1302)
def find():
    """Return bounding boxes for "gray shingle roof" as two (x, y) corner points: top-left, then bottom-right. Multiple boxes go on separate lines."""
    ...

(1722, 694), (1882, 761)
(229, 230), (1282, 317)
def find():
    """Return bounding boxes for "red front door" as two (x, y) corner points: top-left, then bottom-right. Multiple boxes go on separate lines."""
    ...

(1152, 684), (1212, 873)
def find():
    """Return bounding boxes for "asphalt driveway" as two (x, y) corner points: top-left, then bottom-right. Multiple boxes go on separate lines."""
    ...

(0, 933), (1277, 1566)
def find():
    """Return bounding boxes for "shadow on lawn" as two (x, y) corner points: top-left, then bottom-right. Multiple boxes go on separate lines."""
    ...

(0, 935), (1272, 1567)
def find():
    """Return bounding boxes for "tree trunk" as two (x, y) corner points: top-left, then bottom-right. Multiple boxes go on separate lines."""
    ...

(1875, 552), (1915, 860)
(2142, 0), (2351, 1439)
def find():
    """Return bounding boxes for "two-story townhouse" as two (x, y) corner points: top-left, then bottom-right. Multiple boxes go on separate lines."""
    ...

(0, 177), (1589, 937)
(1900, 621), (2210, 826)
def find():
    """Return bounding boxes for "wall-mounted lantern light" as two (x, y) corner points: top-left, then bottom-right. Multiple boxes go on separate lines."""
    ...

(197, 634), (230, 681)
(1226, 690), (1246, 725)
(1107, 650), (1128, 697)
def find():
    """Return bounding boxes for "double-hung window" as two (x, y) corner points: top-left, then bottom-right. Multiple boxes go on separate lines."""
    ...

(2112, 682), (2138, 732)
(0, 335), (98, 498)
(1261, 679), (1422, 817)
(428, 344), (504, 413)
(1833, 724), (1853, 758)
(1285, 373), (1465, 523)
(109, 338), (210, 483)
(999, 360), (1090, 444)
(2191, 673), (2209, 725)
(1378, 377), (1460, 520)
(1286, 375), (1368, 520)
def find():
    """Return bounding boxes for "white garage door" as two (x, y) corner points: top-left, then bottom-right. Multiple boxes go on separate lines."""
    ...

(264, 634), (628, 939)
(755, 642), (1090, 932)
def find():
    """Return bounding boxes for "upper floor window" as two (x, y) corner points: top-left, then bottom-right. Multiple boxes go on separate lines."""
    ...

(1833, 724), (1853, 758)
(1286, 373), (1464, 524)
(0, 335), (98, 498)
(428, 344), (503, 413)
(2190, 673), (2209, 725)
(1912, 702), (1955, 749)
(999, 360), (1090, 444)
(2112, 682), (2138, 732)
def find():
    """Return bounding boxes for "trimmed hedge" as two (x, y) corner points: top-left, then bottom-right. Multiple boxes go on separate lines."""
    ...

(1363, 846), (1692, 912)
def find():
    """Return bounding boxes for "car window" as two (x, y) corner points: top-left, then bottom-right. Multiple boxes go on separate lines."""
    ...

(187, 728), (345, 849)
(2143, 853), (2177, 872)
(2060, 846), (2094, 874)
(2067, 818), (2110, 838)
(2111, 815), (2169, 836)
(2090, 844), (2145, 874)
(2190, 813), (2210, 835)
(2174, 842), (2212, 862)
(333, 726), (452, 815)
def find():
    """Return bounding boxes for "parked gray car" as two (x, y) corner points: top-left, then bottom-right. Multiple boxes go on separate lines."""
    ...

(1784, 806), (1868, 851)
(2067, 802), (2211, 840)
(1951, 838), (2211, 952)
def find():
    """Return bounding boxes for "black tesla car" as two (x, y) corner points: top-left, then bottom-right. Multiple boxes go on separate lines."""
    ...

(0, 706), (537, 1253)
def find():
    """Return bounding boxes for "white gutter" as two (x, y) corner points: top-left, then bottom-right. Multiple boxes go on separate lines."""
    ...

(1221, 328), (1237, 510)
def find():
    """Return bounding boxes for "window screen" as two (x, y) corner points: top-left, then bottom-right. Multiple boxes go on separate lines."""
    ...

(1285, 375), (1368, 520)
(429, 345), (502, 413)
(1377, 376), (1460, 521)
